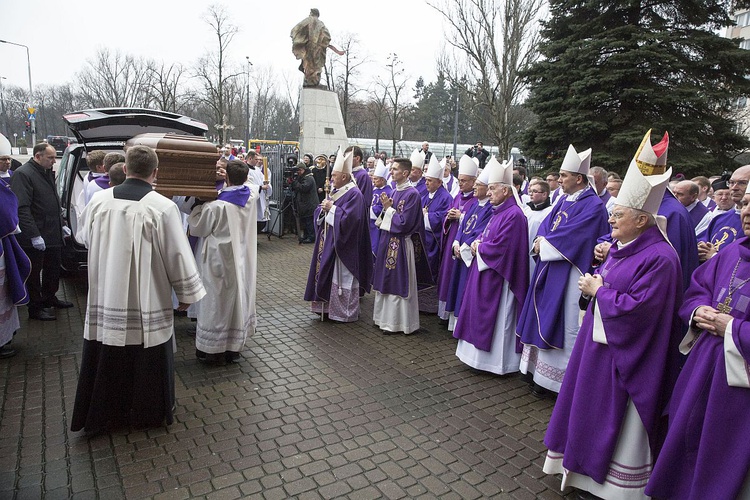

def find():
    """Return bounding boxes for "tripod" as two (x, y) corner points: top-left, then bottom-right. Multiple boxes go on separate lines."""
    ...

(265, 187), (299, 241)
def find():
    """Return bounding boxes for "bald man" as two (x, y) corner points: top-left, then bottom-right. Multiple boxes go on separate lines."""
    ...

(673, 180), (708, 231)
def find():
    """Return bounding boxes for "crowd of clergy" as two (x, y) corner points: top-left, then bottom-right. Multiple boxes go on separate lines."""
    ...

(302, 133), (750, 499)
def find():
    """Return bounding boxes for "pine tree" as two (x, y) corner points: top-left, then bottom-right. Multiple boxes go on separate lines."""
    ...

(523, 0), (750, 176)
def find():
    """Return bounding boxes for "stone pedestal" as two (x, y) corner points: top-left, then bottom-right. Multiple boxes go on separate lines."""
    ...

(298, 87), (349, 157)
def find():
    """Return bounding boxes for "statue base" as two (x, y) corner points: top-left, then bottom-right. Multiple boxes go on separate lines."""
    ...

(298, 87), (349, 158)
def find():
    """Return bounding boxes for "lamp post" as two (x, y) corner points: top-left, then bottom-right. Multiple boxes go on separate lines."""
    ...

(0, 39), (34, 145)
(245, 57), (253, 152)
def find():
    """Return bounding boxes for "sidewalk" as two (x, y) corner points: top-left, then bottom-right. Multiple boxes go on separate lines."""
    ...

(0, 235), (568, 499)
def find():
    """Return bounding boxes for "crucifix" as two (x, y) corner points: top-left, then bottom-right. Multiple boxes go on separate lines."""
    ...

(214, 114), (235, 146)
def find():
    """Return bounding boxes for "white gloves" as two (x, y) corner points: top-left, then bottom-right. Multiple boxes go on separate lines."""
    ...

(31, 236), (46, 251)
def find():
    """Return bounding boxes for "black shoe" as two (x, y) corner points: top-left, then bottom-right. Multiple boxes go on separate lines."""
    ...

(0, 344), (16, 359)
(29, 307), (56, 321)
(49, 297), (74, 309)
(530, 383), (550, 398)
(382, 330), (402, 336)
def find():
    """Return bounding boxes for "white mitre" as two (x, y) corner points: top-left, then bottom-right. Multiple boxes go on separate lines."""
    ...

(0, 133), (10, 156)
(617, 129), (670, 215)
(332, 150), (353, 174)
(487, 157), (513, 185)
(458, 154), (478, 177)
(425, 153), (443, 179)
(410, 149), (426, 169)
(560, 144), (592, 176)
(373, 159), (388, 179)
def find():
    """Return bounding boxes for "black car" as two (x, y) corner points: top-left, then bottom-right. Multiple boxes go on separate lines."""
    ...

(55, 108), (208, 271)
(47, 135), (76, 157)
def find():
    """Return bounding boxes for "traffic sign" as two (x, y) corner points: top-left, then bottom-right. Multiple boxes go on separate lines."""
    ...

(27, 113), (35, 120)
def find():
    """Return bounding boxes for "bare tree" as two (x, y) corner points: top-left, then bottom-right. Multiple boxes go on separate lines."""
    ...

(148, 62), (189, 113)
(430, 0), (543, 157)
(76, 48), (154, 108)
(193, 4), (243, 144)
(376, 54), (411, 156)
(327, 33), (368, 130)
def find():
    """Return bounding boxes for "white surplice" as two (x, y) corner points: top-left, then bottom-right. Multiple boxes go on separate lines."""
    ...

(79, 190), (206, 348)
(188, 187), (259, 354)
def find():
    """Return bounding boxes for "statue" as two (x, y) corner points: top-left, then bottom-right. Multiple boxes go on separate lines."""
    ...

(290, 8), (345, 88)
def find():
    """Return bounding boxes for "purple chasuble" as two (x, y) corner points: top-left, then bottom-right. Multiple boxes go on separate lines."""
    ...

(353, 168), (373, 210)
(217, 185), (251, 207)
(545, 226), (683, 485)
(421, 186), (453, 279)
(0, 182), (31, 305)
(413, 177), (427, 198)
(699, 209), (742, 252)
(688, 201), (709, 230)
(659, 190), (699, 290)
(372, 185), (432, 297)
(647, 237), (750, 500)
(599, 189), (611, 206)
(453, 201), (529, 351)
(369, 185), (393, 255)
(437, 192), (477, 303)
(304, 184), (373, 302)
(517, 188), (610, 349)
(445, 200), (494, 317)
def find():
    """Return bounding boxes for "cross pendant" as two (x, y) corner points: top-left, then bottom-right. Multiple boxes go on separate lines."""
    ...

(717, 296), (732, 314)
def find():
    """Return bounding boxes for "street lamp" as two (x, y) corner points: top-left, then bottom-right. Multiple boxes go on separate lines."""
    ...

(0, 39), (35, 145)
(245, 57), (253, 152)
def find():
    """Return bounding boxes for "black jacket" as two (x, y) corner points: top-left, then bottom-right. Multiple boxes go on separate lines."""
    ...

(465, 147), (490, 169)
(9, 159), (64, 248)
(292, 172), (320, 217)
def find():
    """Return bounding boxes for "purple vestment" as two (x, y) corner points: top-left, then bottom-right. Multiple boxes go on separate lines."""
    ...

(369, 185), (393, 255)
(688, 201), (709, 230)
(698, 209), (741, 251)
(304, 184), (373, 302)
(599, 189), (611, 206)
(421, 186), (453, 279)
(545, 226), (683, 485)
(646, 237), (750, 500)
(445, 200), (494, 317)
(659, 190), (698, 290)
(0, 182), (30, 305)
(94, 175), (110, 190)
(517, 187), (610, 349)
(437, 192), (477, 303)
(413, 177), (427, 198)
(453, 200), (529, 351)
(372, 185), (432, 297)
(217, 185), (251, 207)
(353, 168), (373, 209)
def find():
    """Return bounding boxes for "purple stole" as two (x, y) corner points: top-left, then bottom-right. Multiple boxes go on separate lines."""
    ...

(372, 185), (432, 297)
(0, 182), (30, 305)
(688, 201), (709, 230)
(647, 237), (750, 499)
(421, 186), (453, 279)
(369, 185), (393, 255)
(304, 184), (373, 302)
(705, 198), (717, 211)
(94, 175), (110, 190)
(659, 190), (698, 290)
(550, 187), (561, 204)
(217, 185), (251, 207)
(444, 176), (456, 194)
(546, 226), (683, 485)
(700, 209), (742, 251)
(453, 200), (530, 351)
(413, 177), (427, 198)
(437, 192), (477, 303)
(445, 200), (495, 317)
(517, 188), (610, 349)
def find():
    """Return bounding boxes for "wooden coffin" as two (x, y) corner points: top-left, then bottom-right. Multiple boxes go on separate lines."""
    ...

(125, 133), (220, 199)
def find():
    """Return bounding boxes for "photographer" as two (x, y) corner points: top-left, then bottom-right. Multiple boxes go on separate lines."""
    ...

(291, 162), (319, 244)
(465, 141), (490, 169)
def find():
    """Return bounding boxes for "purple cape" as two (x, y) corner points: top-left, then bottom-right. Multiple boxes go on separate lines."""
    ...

(688, 201), (709, 230)
(353, 168), (373, 209)
(304, 185), (373, 301)
(369, 185), (393, 255)
(445, 200), (494, 317)
(437, 191), (477, 303)
(517, 187), (610, 349)
(545, 226), (683, 484)
(453, 200), (530, 351)
(0, 182), (30, 305)
(698, 210), (741, 252)
(372, 186), (433, 297)
(659, 190), (699, 290)
(647, 237), (750, 500)
(217, 185), (251, 207)
(421, 186), (453, 279)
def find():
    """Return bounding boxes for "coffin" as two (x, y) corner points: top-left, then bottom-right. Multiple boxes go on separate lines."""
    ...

(125, 133), (220, 199)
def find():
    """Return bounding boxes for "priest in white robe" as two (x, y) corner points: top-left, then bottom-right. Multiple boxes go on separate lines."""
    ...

(71, 145), (206, 434)
(188, 160), (259, 363)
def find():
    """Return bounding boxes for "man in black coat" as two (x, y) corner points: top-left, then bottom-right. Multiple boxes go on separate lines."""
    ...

(465, 141), (490, 169)
(10, 143), (73, 320)
(291, 162), (320, 244)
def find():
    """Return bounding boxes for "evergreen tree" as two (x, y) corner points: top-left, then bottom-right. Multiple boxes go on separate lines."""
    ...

(523, 0), (750, 176)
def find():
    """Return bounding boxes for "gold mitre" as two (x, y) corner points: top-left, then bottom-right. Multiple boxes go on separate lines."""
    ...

(633, 129), (669, 176)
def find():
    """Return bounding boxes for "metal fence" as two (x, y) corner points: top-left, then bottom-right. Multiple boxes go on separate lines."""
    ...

(250, 140), (300, 238)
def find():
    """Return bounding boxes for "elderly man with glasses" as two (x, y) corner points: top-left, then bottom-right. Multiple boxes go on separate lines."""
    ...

(697, 165), (750, 261)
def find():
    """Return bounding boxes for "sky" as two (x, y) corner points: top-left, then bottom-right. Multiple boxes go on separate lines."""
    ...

(0, 0), (449, 98)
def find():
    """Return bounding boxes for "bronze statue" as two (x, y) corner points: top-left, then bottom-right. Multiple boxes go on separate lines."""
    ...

(290, 8), (345, 88)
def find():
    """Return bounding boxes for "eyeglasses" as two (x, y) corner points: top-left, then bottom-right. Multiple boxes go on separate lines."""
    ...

(728, 179), (749, 187)
(529, 190), (545, 194)
(609, 211), (630, 220)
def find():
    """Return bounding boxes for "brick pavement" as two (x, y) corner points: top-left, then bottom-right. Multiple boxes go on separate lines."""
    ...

(0, 235), (572, 499)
